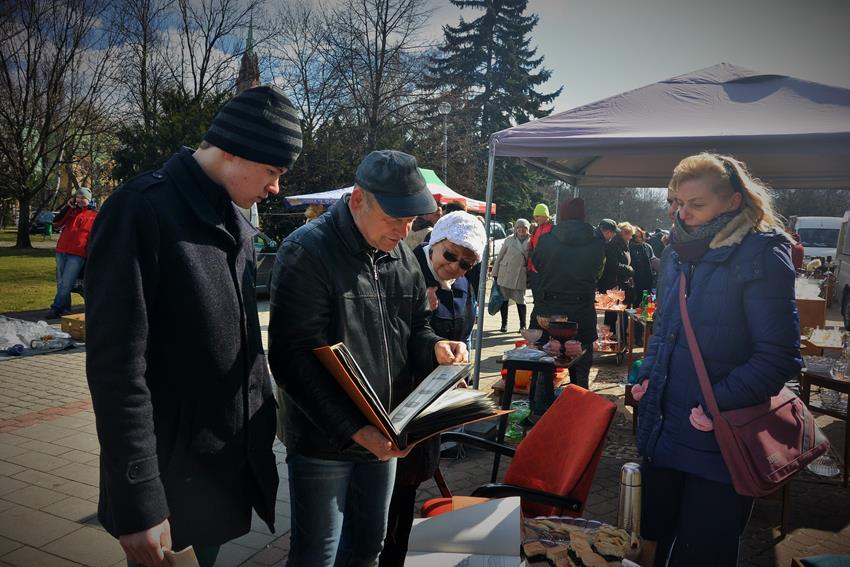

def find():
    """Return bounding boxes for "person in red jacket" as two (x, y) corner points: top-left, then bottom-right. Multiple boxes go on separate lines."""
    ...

(790, 231), (804, 270)
(50, 187), (97, 318)
(526, 203), (553, 308)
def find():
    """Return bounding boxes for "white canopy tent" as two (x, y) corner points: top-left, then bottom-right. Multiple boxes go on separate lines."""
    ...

(471, 63), (850, 386)
(284, 168), (496, 214)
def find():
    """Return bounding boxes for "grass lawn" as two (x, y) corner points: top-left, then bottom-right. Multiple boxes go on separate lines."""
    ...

(0, 230), (84, 313)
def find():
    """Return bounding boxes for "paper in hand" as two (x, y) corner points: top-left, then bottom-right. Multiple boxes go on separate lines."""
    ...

(165, 547), (200, 567)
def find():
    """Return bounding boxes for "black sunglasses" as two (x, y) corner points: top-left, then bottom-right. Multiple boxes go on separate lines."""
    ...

(442, 249), (475, 271)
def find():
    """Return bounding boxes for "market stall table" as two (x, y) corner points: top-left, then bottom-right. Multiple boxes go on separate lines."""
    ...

(625, 309), (655, 369)
(593, 304), (627, 365)
(799, 369), (850, 487)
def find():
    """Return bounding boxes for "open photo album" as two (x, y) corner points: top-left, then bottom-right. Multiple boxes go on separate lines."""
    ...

(314, 343), (506, 450)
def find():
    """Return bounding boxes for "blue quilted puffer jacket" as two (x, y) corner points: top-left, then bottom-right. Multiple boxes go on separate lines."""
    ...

(635, 226), (802, 484)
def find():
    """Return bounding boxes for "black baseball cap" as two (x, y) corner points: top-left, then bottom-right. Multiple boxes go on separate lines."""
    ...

(354, 150), (437, 217)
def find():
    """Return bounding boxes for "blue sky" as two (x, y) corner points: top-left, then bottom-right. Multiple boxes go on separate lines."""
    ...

(423, 0), (850, 113)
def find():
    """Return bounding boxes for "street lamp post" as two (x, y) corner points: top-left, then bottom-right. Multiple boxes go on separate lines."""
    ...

(438, 102), (451, 181)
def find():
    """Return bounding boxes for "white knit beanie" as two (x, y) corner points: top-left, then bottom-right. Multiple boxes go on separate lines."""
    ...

(430, 211), (488, 261)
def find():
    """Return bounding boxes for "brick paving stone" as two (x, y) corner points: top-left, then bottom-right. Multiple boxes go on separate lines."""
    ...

(231, 530), (278, 550)
(41, 496), (98, 523)
(55, 432), (100, 454)
(215, 542), (256, 567)
(50, 462), (100, 487)
(11, 469), (100, 500)
(0, 537), (22, 556)
(0, 545), (83, 567)
(9, 423), (72, 443)
(4, 451), (71, 473)
(42, 526), (125, 567)
(0, 505), (80, 547)
(60, 450), (99, 464)
(0, 477), (27, 497)
(18, 439), (73, 457)
(0, 463), (25, 478)
(3, 484), (68, 509)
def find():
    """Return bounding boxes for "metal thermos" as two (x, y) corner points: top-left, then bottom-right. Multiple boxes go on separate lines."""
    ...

(617, 462), (642, 533)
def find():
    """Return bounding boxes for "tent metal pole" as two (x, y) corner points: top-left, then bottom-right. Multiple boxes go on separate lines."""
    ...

(472, 144), (497, 390)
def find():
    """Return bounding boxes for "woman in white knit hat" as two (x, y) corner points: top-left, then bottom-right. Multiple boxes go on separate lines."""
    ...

(380, 211), (486, 566)
(491, 218), (530, 331)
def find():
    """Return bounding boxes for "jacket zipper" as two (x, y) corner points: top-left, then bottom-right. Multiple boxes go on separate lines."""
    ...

(370, 252), (393, 409)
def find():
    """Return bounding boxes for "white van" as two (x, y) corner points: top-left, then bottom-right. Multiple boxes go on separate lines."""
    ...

(790, 216), (843, 261)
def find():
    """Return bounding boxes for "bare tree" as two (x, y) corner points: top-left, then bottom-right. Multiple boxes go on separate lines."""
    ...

(0, 0), (118, 248)
(326, 0), (434, 151)
(266, 2), (343, 146)
(111, 0), (174, 128)
(167, 0), (265, 101)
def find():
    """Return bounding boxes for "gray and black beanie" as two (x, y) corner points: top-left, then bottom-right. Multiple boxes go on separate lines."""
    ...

(204, 85), (302, 170)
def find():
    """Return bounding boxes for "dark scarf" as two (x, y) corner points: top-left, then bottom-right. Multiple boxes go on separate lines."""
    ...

(671, 210), (740, 262)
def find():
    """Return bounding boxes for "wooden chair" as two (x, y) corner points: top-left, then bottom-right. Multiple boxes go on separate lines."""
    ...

(421, 385), (616, 519)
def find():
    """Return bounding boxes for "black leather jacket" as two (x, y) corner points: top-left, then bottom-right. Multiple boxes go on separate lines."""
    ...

(268, 197), (440, 461)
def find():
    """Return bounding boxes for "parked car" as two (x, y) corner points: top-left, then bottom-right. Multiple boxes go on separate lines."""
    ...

(29, 211), (57, 234)
(255, 231), (278, 297)
(488, 220), (507, 264)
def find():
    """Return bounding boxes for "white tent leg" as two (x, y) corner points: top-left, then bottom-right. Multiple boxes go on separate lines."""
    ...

(472, 144), (497, 389)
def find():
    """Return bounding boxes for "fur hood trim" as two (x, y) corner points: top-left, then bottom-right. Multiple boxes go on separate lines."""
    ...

(710, 206), (792, 249)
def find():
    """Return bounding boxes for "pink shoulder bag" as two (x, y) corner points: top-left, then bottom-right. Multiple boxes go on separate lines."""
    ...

(677, 272), (830, 497)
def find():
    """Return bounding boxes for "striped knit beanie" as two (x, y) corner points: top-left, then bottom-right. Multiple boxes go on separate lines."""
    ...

(204, 85), (302, 169)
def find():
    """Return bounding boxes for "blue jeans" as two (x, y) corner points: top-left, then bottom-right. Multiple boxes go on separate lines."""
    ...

(52, 252), (85, 314)
(286, 452), (396, 567)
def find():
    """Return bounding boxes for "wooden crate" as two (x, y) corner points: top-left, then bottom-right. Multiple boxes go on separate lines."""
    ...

(796, 297), (826, 331)
(60, 313), (85, 341)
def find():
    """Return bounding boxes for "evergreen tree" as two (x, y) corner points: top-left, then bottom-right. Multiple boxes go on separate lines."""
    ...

(112, 89), (230, 183)
(426, 0), (561, 141)
(421, 0), (562, 223)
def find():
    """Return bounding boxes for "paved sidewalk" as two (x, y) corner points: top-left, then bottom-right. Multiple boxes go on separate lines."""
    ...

(0, 297), (848, 566)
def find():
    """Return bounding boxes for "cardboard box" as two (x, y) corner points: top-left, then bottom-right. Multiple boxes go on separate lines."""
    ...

(60, 313), (85, 341)
(796, 297), (826, 331)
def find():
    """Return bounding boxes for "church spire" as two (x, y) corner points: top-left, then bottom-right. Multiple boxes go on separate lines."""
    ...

(245, 15), (254, 56)
(236, 15), (260, 92)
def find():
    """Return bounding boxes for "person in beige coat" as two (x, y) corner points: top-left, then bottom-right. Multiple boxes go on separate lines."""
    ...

(492, 218), (530, 331)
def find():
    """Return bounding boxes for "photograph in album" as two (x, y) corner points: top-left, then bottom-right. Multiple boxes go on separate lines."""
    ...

(314, 343), (505, 450)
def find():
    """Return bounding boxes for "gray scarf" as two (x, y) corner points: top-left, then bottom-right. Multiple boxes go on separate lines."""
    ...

(671, 210), (740, 261)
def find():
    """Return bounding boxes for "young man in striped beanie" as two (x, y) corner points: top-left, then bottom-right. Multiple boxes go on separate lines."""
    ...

(85, 85), (301, 567)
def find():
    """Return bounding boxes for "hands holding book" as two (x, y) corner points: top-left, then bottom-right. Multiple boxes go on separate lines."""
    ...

(434, 340), (468, 364)
(349, 340), (467, 459)
(353, 425), (413, 460)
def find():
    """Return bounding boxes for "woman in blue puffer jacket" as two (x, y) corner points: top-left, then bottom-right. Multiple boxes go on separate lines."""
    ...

(632, 153), (802, 567)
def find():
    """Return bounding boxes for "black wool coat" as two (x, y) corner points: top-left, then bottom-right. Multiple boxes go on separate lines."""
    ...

(532, 221), (606, 344)
(85, 149), (278, 550)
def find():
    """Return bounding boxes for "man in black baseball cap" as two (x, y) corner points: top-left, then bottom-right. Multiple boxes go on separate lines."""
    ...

(268, 149), (466, 566)
(344, 150), (438, 251)
(354, 149), (437, 218)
